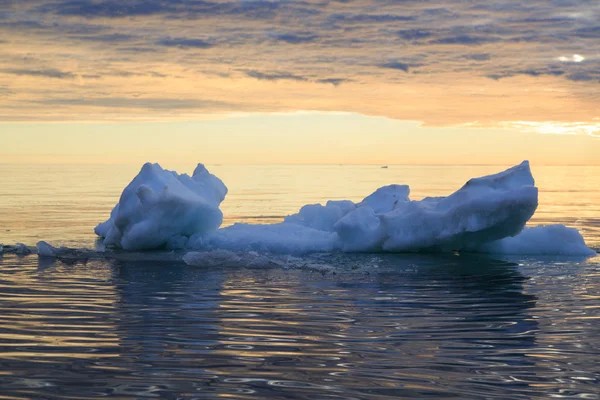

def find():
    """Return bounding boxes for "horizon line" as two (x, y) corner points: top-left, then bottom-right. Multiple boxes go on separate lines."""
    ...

(1, 162), (599, 167)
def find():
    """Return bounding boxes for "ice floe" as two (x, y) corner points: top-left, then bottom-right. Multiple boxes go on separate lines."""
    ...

(93, 160), (594, 257)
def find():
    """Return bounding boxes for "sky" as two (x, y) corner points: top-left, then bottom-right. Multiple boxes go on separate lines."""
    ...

(1, 0), (599, 165)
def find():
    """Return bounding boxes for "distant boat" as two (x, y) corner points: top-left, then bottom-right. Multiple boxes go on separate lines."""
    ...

(381, 165), (388, 169)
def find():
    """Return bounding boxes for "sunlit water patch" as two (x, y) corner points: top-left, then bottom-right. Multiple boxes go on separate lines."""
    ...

(0, 253), (599, 399)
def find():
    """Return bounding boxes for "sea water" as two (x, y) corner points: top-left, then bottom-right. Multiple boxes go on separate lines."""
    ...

(0, 164), (599, 399)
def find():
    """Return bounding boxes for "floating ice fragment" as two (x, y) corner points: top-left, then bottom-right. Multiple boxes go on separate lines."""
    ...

(36, 241), (73, 257)
(95, 162), (227, 251)
(15, 243), (32, 255)
(97, 160), (594, 257)
(37, 241), (59, 257)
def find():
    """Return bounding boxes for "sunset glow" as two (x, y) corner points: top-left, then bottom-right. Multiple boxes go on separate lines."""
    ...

(1, 0), (599, 164)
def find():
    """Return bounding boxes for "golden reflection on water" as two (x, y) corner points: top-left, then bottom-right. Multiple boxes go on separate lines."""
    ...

(0, 253), (598, 398)
(210, 270), (461, 393)
(0, 257), (120, 361)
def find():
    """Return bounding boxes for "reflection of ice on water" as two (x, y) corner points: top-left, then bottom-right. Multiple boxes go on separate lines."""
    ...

(99, 253), (534, 398)
(1, 252), (599, 398)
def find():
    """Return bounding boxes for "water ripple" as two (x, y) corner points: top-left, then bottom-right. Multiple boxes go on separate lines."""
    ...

(0, 253), (599, 399)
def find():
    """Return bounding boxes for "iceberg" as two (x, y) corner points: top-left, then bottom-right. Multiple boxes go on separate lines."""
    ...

(95, 160), (594, 257)
(95, 163), (227, 251)
(36, 241), (75, 258)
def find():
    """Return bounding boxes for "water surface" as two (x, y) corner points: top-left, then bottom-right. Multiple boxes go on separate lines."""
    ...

(0, 253), (598, 399)
(0, 164), (598, 399)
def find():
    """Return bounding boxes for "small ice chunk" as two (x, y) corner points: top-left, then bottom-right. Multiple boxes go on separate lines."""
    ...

(476, 225), (596, 256)
(37, 241), (59, 257)
(15, 243), (32, 255)
(36, 241), (74, 258)
(95, 162), (227, 250)
(0, 244), (3, 254)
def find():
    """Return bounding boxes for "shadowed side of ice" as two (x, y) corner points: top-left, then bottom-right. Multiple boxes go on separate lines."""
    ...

(93, 160), (595, 257)
(475, 225), (596, 256)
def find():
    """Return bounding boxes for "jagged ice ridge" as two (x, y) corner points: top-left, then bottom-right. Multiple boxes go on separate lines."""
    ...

(92, 161), (595, 257)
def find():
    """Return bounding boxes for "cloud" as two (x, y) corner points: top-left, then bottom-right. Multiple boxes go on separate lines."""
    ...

(518, 69), (565, 77)
(38, 0), (287, 19)
(506, 121), (600, 138)
(396, 29), (433, 41)
(315, 78), (347, 86)
(487, 67), (567, 80)
(118, 46), (165, 53)
(2, 68), (75, 79)
(379, 62), (412, 72)
(0, 19), (109, 35)
(464, 53), (491, 61)
(243, 70), (308, 82)
(156, 37), (214, 49)
(38, 97), (235, 110)
(271, 33), (318, 44)
(0, 86), (13, 96)
(566, 72), (600, 83)
(71, 33), (136, 43)
(558, 54), (585, 63)
(574, 27), (600, 39)
(1, 0), (599, 124)
(329, 13), (415, 24)
(429, 35), (501, 45)
(40, 0), (174, 18)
